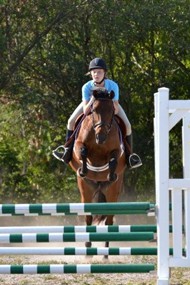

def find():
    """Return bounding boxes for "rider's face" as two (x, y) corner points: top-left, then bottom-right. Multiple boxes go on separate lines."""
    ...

(91, 69), (105, 83)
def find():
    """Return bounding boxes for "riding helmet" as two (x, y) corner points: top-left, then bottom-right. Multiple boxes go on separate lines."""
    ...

(88, 58), (107, 71)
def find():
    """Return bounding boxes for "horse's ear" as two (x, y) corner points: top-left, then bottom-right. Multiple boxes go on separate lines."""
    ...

(109, 90), (115, 99)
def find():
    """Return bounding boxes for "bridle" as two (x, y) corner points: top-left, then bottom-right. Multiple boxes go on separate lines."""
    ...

(91, 98), (115, 135)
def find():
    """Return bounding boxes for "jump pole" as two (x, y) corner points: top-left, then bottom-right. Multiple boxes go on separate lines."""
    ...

(0, 232), (155, 243)
(0, 247), (178, 256)
(0, 247), (159, 256)
(0, 264), (155, 274)
(0, 224), (158, 234)
(0, 202), (154, 216)
(0, 201), (156, 276)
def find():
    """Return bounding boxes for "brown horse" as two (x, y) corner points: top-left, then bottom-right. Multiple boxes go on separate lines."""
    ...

(69, 88), (126, 249)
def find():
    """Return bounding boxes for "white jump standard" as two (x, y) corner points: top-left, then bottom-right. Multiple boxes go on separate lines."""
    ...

(154, 87), (190, 285)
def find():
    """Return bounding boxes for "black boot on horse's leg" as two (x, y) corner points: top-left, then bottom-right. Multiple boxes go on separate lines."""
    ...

(125, 134), (142, 169)
(107, 157), (118, 182)
(52, 129), (74, 164)
(78, 146), (88, 177)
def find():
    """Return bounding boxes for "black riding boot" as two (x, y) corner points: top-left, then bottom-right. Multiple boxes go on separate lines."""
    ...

(126, 134), (142, 169)
(52, 129), (74, 164)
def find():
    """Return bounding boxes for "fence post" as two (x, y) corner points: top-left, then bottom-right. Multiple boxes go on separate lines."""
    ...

(183, 113), (190, 258)
(154, 87), (170, 285)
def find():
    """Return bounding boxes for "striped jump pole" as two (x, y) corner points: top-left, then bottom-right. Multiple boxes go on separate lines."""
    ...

(0, 202), (155, 216)
(0, 201), (156, 277)
(0, 246), (159, 255)
(0, 232), (155, 243)
(0, 247), (181, 256)
(0, 225), (158, 234)
(0, 225), (179, 234)
(0, 264), (155, 274)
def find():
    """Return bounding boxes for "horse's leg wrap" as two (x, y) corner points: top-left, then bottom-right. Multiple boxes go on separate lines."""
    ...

(78, 146), (88, 177)
(107, 157), (118, 182)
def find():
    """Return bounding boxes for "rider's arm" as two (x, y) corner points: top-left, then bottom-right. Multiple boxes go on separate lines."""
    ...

(113, 100), (119, 114)
(83, 96), (95, 115)
(105, 80), (119, 114)
(82, 81), (94, 115)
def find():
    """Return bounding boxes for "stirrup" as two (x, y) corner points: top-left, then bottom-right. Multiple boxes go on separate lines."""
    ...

(52, 145), (73, 164)
(52, 145), (65, 161)
(129, 153), (142, 169)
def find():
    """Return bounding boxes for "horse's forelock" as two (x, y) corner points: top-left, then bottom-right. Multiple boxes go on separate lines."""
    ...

(92, 89), (115, 100)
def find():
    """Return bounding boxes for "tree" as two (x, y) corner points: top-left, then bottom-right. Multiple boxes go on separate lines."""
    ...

(0, 0), (189, 202)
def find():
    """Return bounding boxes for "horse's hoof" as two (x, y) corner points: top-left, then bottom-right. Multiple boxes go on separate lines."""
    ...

(85, 241), (92, 248)
(107, 173), (118, 182)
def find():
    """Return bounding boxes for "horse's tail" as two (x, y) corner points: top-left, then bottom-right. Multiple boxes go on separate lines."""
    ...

(92, 183), (107, 225)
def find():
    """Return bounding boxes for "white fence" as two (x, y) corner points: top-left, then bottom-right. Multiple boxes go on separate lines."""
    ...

(154, 87), (190, 285)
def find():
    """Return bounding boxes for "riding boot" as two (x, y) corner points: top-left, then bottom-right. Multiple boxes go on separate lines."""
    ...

(52, 129), (74, 164)
(125, 134), (142, 169)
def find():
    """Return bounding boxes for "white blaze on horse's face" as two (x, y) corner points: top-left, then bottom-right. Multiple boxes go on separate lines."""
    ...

(92, 98), (114, 145)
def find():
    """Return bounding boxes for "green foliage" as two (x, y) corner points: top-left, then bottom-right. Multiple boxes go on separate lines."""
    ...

(0, 0), (189, 202)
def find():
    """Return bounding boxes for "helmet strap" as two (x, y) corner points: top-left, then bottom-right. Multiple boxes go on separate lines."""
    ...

(94, 76), (105, 85)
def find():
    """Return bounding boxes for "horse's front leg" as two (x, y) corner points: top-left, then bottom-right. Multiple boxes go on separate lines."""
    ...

(77, 146), (88, 177)
(77, 177), (93, 248)
(85, 215), (93, 248)
(107, 157), (118, 182)
(103, 177), (123, 259)
(103, 215), (114, 259)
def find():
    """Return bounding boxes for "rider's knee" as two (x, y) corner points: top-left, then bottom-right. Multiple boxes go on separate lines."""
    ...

(126, 123), (132, 136)
(67, 117), (75, 130)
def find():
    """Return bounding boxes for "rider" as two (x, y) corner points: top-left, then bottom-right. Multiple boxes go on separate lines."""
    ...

(53, 57), (142, 169)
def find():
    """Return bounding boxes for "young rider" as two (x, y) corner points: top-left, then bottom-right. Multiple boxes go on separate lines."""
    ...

(53, 57), (142, 169)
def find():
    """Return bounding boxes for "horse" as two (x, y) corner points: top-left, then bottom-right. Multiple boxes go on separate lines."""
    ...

(69, 88), (126, 252)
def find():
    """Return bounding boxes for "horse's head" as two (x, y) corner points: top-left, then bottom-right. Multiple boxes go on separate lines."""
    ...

(91, 88), (115, 144)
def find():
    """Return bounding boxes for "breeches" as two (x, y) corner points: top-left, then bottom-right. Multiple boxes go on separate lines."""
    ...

(67, 102), (132, 136)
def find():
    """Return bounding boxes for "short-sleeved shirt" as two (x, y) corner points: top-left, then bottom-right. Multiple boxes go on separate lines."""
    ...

(82, 79), (119, 101)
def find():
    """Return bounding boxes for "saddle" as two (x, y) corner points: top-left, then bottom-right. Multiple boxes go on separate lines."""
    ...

(64, 114), (85, 148)
(114, 115), (127, 138)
